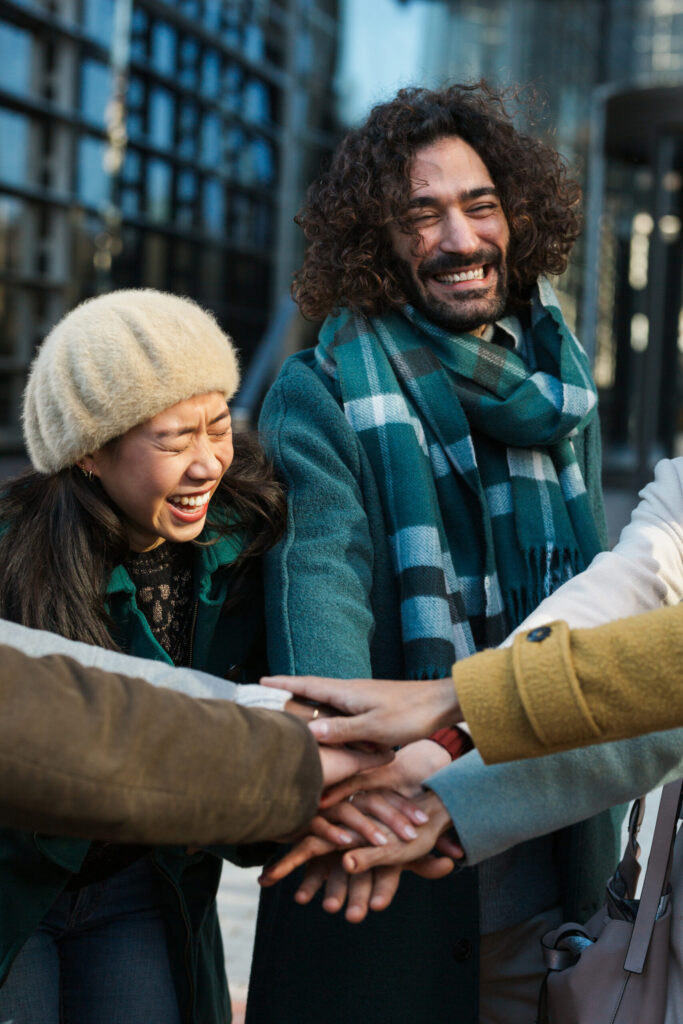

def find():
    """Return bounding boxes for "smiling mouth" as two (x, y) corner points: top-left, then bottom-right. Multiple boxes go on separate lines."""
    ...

(166, 490), (212, 522)
(433, 266), (487, 285)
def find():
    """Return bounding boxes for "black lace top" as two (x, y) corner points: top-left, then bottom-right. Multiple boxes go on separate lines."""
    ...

(125, 541), (196, 667)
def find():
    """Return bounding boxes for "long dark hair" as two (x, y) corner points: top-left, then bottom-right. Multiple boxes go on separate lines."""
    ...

(0, 431), (286, 650)
(293, 81), (582, 319)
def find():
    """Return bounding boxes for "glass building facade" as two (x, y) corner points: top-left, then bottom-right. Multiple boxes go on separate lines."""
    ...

(0, 0), (339, 451)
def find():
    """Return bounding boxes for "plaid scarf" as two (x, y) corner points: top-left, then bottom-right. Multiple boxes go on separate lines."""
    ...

(315, 278), (605, 679)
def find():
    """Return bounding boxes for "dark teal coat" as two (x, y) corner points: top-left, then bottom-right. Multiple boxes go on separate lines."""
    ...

(246, 350), (622, 1024)
(0, 530), (259, 1024)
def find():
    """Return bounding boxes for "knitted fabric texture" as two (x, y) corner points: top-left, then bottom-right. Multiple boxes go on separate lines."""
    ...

(23, 289), (240, 472)
(315, 277), (605, 679)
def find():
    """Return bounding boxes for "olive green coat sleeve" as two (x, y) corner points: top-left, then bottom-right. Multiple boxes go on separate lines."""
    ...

(0, 644), (322, 843)
(455, 603), (683, 763)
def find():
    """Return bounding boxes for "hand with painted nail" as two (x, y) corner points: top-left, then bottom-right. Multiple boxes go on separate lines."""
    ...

(265, 791), (461, 923)
(261, 674), (461, 748)
(264, 788), (432, 881)
(341, 790), (461, 875)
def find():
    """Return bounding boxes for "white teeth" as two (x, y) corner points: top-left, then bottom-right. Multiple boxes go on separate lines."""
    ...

(435, 267), (485, 283)
(170, 492), (210, 508)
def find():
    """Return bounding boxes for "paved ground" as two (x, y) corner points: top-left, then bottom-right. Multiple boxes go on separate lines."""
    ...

(217, 865), (261, 1024)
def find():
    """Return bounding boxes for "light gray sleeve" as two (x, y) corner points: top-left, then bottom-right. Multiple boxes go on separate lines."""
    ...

(0, 617), (291, 709)
(426, 728), (683, 865)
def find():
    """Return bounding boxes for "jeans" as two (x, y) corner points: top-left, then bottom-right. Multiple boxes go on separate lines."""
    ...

(0, 856), (182, 1024)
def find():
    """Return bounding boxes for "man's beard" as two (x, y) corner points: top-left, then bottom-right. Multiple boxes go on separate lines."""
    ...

(392, 249), (509, 334)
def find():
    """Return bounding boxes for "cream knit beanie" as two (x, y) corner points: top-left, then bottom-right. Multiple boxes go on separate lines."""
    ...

(23, 289), (241, 473)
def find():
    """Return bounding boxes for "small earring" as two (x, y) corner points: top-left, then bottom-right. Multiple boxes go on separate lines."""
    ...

(80, 466), (94, 482)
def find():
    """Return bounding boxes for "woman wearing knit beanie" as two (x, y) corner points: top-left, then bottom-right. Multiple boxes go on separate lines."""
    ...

(0, 289), (287, 1024)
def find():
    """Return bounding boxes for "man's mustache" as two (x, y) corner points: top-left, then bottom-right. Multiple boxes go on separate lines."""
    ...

(418, 249), (502, 281)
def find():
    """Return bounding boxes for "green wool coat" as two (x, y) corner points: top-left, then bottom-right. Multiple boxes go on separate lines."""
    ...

(0, 530), (258, 1024)
(246, 349), (622, 1024)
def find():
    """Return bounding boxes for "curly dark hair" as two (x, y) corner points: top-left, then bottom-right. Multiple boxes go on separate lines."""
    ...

(293, 81), (582, 320)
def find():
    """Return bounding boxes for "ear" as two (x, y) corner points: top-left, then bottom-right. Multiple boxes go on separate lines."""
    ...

(77, 458), (99, 479)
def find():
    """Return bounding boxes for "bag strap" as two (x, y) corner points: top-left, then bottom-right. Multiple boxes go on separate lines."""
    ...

(624, 778), (683, 974)
(614, 795), (646, 898)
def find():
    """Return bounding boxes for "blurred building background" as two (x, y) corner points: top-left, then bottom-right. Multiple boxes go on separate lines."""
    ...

(0, 0), (682, 489)
(0, 0), (339, 450)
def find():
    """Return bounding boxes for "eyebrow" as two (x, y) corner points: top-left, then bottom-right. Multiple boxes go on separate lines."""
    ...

(407, 186), (499, 208)
(154, 409), (230, 439)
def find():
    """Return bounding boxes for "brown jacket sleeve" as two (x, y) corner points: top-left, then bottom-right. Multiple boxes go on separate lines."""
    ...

(0, 644), (322, 843)
(454, 603), (683, 764)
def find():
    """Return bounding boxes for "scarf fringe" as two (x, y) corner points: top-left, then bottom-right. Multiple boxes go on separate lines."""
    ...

(503, 545), (582, 627)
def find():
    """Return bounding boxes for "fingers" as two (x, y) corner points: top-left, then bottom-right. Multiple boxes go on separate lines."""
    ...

(322, 859), (351, 914)
(261, 675), (361, 713)
(344, 870), (374, 923)
(349, 791), (424, 842)
(294, 855), (335, 905)
(406, 855), (455, 880)
(307, 814), (355, 847)
(259, 834), (336, 886)
(435, 832), (464, 860)
(324, 801), (392, 847)
(368, 865), (403, 912)
(368, 789), (431, 828)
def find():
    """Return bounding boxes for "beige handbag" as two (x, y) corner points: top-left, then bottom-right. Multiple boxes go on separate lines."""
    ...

(537, 779), (682, 1024)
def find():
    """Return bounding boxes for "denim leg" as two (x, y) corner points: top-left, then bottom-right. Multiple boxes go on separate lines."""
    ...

(0, 857), (182, 1024)
(59, 858), (182, 1024)
(0, 927), (60, 1024)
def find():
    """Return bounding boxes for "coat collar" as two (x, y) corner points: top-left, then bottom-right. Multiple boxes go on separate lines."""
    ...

(106, 524), (245, 598)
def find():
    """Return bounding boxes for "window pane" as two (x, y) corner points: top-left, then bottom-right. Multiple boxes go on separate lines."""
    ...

(244, 79), (270, 125)
(147, 159), (171, 221)
(149, 88), (175, 150)
(200, 113), (221, 166)
(0, 110), (28, 187)
(244, 24), (265, 61)
(179, 38), (199, 89)
(152, 22), (176, 76)
(81, 60), (111, 125)
(130, 8), (149, 61)
(0, 23), (30, 96)
(77, 136), (108, 206)
(203, 178), (224, 235)
(202, 51), (221, 98)
(83, 0), (115, 47)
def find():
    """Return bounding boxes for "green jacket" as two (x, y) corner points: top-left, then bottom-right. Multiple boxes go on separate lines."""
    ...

(247, 349), (621, 1024)
(0, 529), (258, 1024)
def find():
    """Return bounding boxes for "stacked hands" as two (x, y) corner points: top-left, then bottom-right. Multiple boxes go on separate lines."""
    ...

(265, 675), (465, 923)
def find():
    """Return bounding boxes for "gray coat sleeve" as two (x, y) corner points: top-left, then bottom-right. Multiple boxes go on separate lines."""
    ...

(426, 729), (683, 865)
(0, 617), (291, 708)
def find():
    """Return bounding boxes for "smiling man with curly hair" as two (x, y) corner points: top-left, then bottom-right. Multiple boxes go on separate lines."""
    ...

(248, 82), (620, 1024)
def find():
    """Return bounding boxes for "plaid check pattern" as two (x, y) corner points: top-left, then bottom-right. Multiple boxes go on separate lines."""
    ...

(315, 278), (605, 679)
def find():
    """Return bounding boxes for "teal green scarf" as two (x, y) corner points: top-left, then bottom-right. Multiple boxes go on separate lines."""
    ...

(315, 278), (606, 678)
